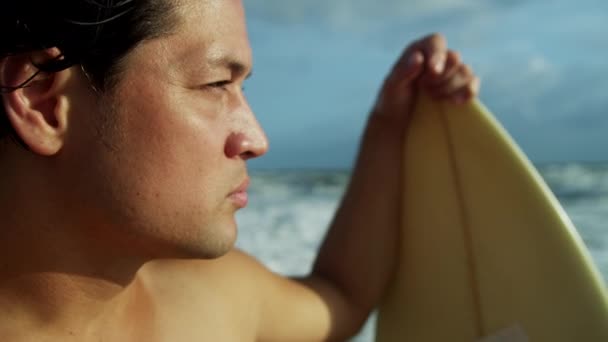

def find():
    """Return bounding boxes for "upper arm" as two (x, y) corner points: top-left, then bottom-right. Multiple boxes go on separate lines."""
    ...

(221, 250), (367, 342)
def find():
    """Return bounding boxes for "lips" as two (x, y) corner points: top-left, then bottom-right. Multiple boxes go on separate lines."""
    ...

(228, 178), (250, 208)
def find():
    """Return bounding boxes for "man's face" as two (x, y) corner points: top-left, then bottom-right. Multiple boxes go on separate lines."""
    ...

(66, 0), (267, 258)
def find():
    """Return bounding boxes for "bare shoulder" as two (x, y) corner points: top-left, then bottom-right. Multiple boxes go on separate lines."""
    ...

(139, 249), (272, 294)
(134, 250), (358, 341)
(135, 250), (269, 341)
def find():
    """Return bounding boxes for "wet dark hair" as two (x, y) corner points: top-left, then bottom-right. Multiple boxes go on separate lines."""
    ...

(0, 0), (178, 145)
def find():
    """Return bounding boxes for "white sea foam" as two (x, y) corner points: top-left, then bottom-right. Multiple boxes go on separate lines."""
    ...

(237, 171), (346, 275)
(540, 163), (608, 200)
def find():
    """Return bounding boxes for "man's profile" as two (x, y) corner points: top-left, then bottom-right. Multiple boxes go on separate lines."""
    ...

(0, 0), (479, 340)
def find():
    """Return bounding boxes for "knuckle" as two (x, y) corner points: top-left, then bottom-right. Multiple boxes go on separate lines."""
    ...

(460, 64), (473, 75)
(448, 50), (461, 63)
(469, 77), (481, 92)
(473, 77), (482, 89)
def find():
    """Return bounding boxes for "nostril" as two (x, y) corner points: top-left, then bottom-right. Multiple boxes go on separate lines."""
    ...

(240, 151), (256, 160)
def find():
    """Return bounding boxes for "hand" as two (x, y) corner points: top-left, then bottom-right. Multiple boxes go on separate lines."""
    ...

(372, 33), (480, 126)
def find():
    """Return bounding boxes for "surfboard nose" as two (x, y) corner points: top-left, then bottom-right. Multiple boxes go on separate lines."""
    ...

(375, 93), (608, 342)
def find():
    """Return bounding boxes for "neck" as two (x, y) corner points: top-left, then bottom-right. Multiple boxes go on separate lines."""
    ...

(0, 183), (150, 337)
(0, 151), (168, 339)
(0, 225), (148, 330)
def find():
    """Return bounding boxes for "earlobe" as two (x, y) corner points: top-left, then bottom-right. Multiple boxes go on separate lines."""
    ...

(0, 48), (71, 156)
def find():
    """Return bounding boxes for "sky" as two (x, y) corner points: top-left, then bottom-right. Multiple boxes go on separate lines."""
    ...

(243, 0), (608, 169)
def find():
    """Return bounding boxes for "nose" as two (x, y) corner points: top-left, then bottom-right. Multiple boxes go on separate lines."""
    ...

(224, 104), (269, 160)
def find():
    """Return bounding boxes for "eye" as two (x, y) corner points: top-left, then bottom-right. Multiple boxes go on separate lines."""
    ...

(205, 80), (247, 93)
(207, 80), (232, 90)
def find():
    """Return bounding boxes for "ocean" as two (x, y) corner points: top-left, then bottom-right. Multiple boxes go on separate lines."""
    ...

(236, 163), (608, 341)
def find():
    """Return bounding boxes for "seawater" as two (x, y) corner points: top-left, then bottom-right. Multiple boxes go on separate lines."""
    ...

(236, 163), (608, 341)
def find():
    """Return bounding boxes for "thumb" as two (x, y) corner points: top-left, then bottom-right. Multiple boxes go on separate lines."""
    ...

(373, 51), (424, 119)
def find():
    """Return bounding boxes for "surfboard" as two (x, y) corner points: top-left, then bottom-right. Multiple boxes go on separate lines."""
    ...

(375, 93), (608, 341)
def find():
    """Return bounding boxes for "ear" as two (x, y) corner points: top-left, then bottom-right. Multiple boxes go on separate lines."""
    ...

(1, 48), (71, 156)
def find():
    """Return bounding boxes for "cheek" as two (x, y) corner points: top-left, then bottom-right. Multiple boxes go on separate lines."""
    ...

(140, 114), (218, 192)
(102, 92), (231, 225)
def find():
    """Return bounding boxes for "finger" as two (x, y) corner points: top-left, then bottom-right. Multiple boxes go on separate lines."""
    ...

(375, 56), (424, 117)
(392, 33), (448, 77)
(433, 64), (475, 97)
(449, 76), (481, 104)
(425, 50), (461, 86)
(382, 50), (424, 94)
(416, 33), (448, 75)
(401, 51), (426, 85)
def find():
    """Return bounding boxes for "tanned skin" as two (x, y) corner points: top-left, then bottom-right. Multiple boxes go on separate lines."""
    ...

(0, 0), (479, 340)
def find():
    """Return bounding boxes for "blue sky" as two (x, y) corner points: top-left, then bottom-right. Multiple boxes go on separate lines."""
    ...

(243, 0), (608, 169)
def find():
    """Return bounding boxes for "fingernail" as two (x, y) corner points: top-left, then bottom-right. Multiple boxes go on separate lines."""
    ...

(432, 56), (445, 74)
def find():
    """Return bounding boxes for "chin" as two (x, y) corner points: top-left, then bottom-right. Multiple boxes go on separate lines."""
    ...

(175, 220), (238, 260)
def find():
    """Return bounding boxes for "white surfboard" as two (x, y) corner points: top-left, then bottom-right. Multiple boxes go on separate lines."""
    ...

(375, 93), (608, 341)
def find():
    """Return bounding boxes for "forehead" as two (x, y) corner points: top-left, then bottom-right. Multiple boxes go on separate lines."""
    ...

(178, 0), (250, 58)
(137, 0), (252, 75)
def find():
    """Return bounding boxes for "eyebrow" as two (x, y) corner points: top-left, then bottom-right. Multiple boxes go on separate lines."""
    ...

(208, 56), (253, 80)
